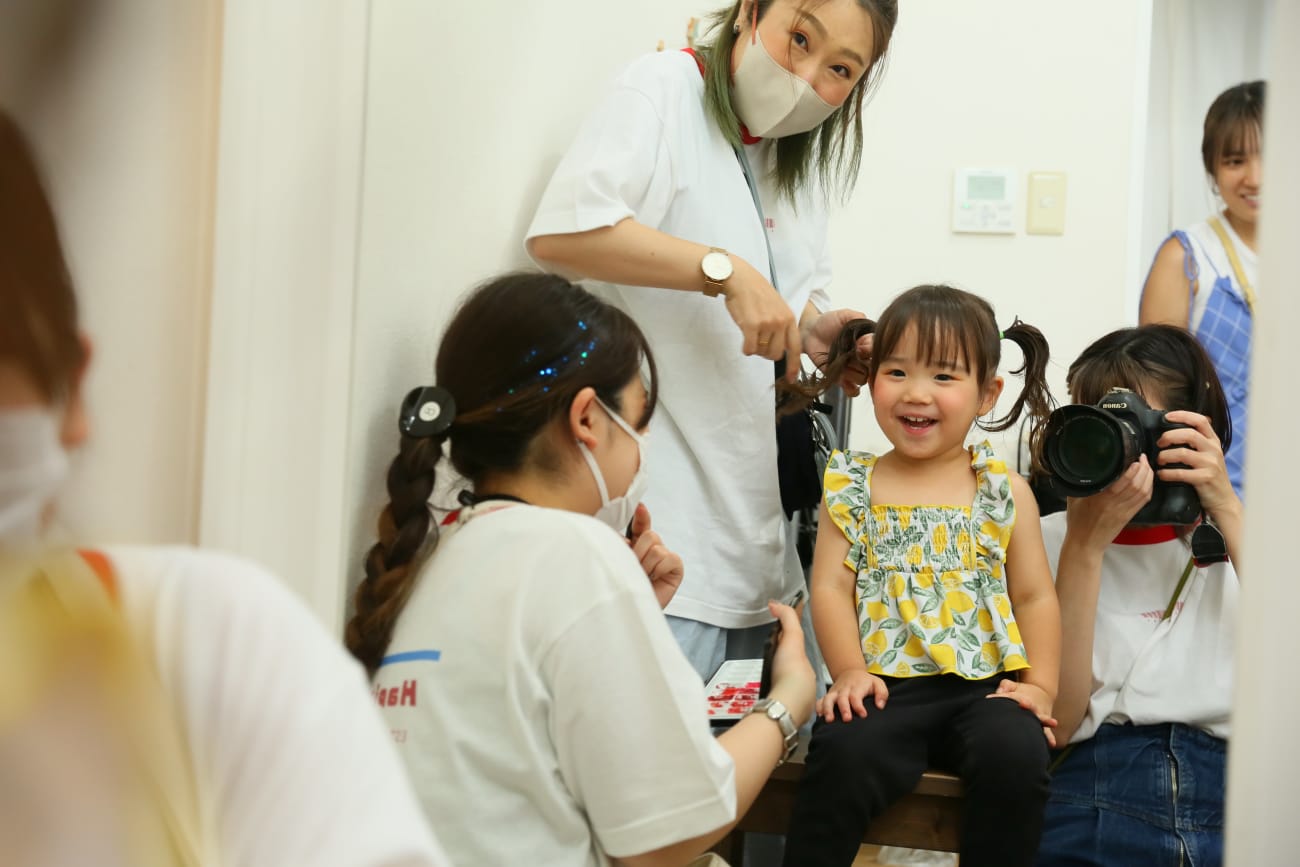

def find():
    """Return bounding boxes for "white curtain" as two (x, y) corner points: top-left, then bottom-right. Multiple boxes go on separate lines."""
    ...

(1140, 0), (1274, 283)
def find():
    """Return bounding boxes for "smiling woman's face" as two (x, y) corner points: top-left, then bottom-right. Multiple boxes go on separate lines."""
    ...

(730, 0), (876, 108)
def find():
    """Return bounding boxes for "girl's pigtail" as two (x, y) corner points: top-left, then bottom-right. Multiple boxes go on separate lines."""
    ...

(777, 317), (876, 416)
(984, 318), (1055, 447)
(344, 432), (446, 676)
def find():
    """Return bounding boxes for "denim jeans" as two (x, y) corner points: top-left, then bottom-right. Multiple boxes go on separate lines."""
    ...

(1035, 722), (1226, 867)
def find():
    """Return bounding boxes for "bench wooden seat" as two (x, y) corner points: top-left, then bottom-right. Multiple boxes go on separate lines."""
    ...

(712, 738), (964, 864)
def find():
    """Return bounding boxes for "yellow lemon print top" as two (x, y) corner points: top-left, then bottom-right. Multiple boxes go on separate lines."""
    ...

(822, 441), (1028, 680)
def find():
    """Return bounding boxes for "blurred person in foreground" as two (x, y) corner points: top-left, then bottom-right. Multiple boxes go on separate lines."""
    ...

(0, 110), (452, 866)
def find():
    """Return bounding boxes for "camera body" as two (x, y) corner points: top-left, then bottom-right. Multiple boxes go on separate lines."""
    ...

(1041, 388), (1200, 526)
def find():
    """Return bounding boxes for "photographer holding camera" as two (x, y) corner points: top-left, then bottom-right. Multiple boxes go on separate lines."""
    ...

(1033, 325), (1243, 867)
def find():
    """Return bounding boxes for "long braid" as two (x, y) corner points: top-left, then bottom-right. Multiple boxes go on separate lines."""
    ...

(345, 432), (445, 676)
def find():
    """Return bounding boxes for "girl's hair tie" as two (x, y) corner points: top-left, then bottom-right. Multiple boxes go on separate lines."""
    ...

(399, 386), (456, 438)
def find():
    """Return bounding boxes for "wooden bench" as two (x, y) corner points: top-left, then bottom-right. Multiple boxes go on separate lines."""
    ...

(711, 738), (964, 864)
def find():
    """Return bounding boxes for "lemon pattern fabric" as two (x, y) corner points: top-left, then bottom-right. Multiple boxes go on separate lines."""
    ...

(823, 440), (1029, 679)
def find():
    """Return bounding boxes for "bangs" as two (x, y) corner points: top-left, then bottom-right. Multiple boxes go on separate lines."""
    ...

(871, 286), (997, 382)
(1214, 118), (1262, 163)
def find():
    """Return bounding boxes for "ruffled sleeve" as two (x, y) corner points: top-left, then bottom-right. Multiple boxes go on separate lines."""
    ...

(823, 449), (872, 573)
(970, 441), (1016, 579)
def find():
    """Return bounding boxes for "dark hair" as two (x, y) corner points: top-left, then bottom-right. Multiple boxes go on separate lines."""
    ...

(344, 272), (658, 675)
(699, 0), (899, 202)
(787, 284), (1053, 438)
(0, 110), (84, 399)
(1202, 80), (1265, 178)
(1063, 324), (1232, 450)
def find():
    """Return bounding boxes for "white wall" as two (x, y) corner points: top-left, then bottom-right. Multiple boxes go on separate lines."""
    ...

(1224, 3), (1300, 860)
(829, 0), (1153, 463)
(7, 0), (222, 545)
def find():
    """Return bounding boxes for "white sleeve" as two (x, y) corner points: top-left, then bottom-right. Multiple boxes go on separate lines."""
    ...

(541, 584), (736, 858)
(806, 206), (834, 313)
(143, 549), (452, 867)
(526, 78), (677, 242)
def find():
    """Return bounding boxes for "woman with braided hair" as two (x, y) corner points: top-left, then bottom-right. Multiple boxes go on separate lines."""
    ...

(346, 271), (817, 867)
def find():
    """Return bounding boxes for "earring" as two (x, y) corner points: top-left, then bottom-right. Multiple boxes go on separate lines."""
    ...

(733, 22), (741, 35)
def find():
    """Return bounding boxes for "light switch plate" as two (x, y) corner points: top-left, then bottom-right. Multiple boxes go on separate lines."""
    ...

(1026, 171), (1067, 235)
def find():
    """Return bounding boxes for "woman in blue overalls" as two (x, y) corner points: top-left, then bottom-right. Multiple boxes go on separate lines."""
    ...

(1140, 80), (1264, 499)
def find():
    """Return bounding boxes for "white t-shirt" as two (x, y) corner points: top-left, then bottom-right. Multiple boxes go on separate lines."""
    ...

(1040, 514), (1237, 742)
(375, 504), (737, 866)
(105, 546), (452, 867)
(526, 50), (834, 628)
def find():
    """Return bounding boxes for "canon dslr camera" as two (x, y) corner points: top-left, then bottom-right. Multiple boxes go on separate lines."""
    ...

(1040, 387), (1199, 525)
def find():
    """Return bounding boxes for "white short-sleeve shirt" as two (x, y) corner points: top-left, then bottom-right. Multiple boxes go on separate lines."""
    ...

(1040, 514), (1237, 742)
(375, 504), (737, 866)
(104, 546), (452, 867)
(527, 50), (834, 628)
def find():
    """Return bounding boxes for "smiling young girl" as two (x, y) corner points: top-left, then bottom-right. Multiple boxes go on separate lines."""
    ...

(780, 285), (1061, 867)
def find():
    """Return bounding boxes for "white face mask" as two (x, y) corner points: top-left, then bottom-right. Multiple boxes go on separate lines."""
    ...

(0, 409), (69, 543)
(577, 398), (649, 533)
(731, 26), (839, 139)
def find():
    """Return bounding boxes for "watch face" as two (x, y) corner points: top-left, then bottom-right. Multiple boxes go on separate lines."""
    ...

(702, 251), (733, 282)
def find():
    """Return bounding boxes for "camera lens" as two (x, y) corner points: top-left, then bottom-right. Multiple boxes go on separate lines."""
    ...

(1041, 405), (1140, 497)
(1056, 415), (1119, 483)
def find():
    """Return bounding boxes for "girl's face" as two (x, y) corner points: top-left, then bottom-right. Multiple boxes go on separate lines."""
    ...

(731, 0), (876, 108)
(1213, 132), (1261, 226)
(869, 326), (1002, 462)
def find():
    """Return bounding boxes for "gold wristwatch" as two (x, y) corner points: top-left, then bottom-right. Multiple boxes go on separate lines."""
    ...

(701, 247), (733, 297)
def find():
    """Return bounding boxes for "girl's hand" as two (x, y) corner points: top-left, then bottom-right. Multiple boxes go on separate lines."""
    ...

(988, 679), (1059, 747)
(1063, 455), (1155, 550)
(765, 601), (817, 727)
(803, 308), (873, 396)
(818, 668), (888, 723)
(627, 505), (683, 609)
(1157, 411), (1243, 524)
(723, 257), (802, 378)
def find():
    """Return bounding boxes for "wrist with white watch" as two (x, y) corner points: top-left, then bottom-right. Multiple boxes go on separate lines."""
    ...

(700, 246), (733, 297)
(749, 697), (799, 766)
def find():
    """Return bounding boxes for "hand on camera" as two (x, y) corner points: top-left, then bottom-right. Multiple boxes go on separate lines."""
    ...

(1065, 455), (1154, 550)
(627, 504), (683, 609)
(722, 257), (801, 378)
(818, 667), (888, 723)
(765, 600), (817, 727)
(1157, 411), (1242, 524)
(988, 679), (1059, 747)
(803, 308), (873, 396)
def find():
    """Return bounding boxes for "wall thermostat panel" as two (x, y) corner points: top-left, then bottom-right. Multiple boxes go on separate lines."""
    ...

(952, 168), (1016, 234)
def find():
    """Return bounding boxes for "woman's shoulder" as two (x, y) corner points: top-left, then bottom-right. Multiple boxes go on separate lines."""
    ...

(614, 49), (704, 102)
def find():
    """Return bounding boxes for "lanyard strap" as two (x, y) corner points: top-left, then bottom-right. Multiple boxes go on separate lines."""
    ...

(1207, 216), (1257, 315)
(733, 144), (791, 381)
(1162, 556), (1196, 621)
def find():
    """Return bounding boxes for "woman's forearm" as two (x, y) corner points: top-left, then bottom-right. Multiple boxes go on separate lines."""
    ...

(528, 219), (715, 294)
(1052, 537), (1106, 743)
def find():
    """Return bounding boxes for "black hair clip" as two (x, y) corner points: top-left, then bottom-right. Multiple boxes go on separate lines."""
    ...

(399, 386), (456, 438)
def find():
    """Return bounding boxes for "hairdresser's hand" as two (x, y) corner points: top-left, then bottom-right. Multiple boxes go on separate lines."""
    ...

(1157, 411), (1242, 524)
(803, 308), (874, 396)
(818, 667), (888, 723)
(988, 679), (1059, 747)
(723, 257), (801, 378)
(627, 504), (683, 609)
(1063, 455), (1154, 551)
(765, 601), (817, 727)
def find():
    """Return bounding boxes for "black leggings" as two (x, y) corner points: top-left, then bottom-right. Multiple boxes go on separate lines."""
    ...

(781, 673), (1050, 867)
